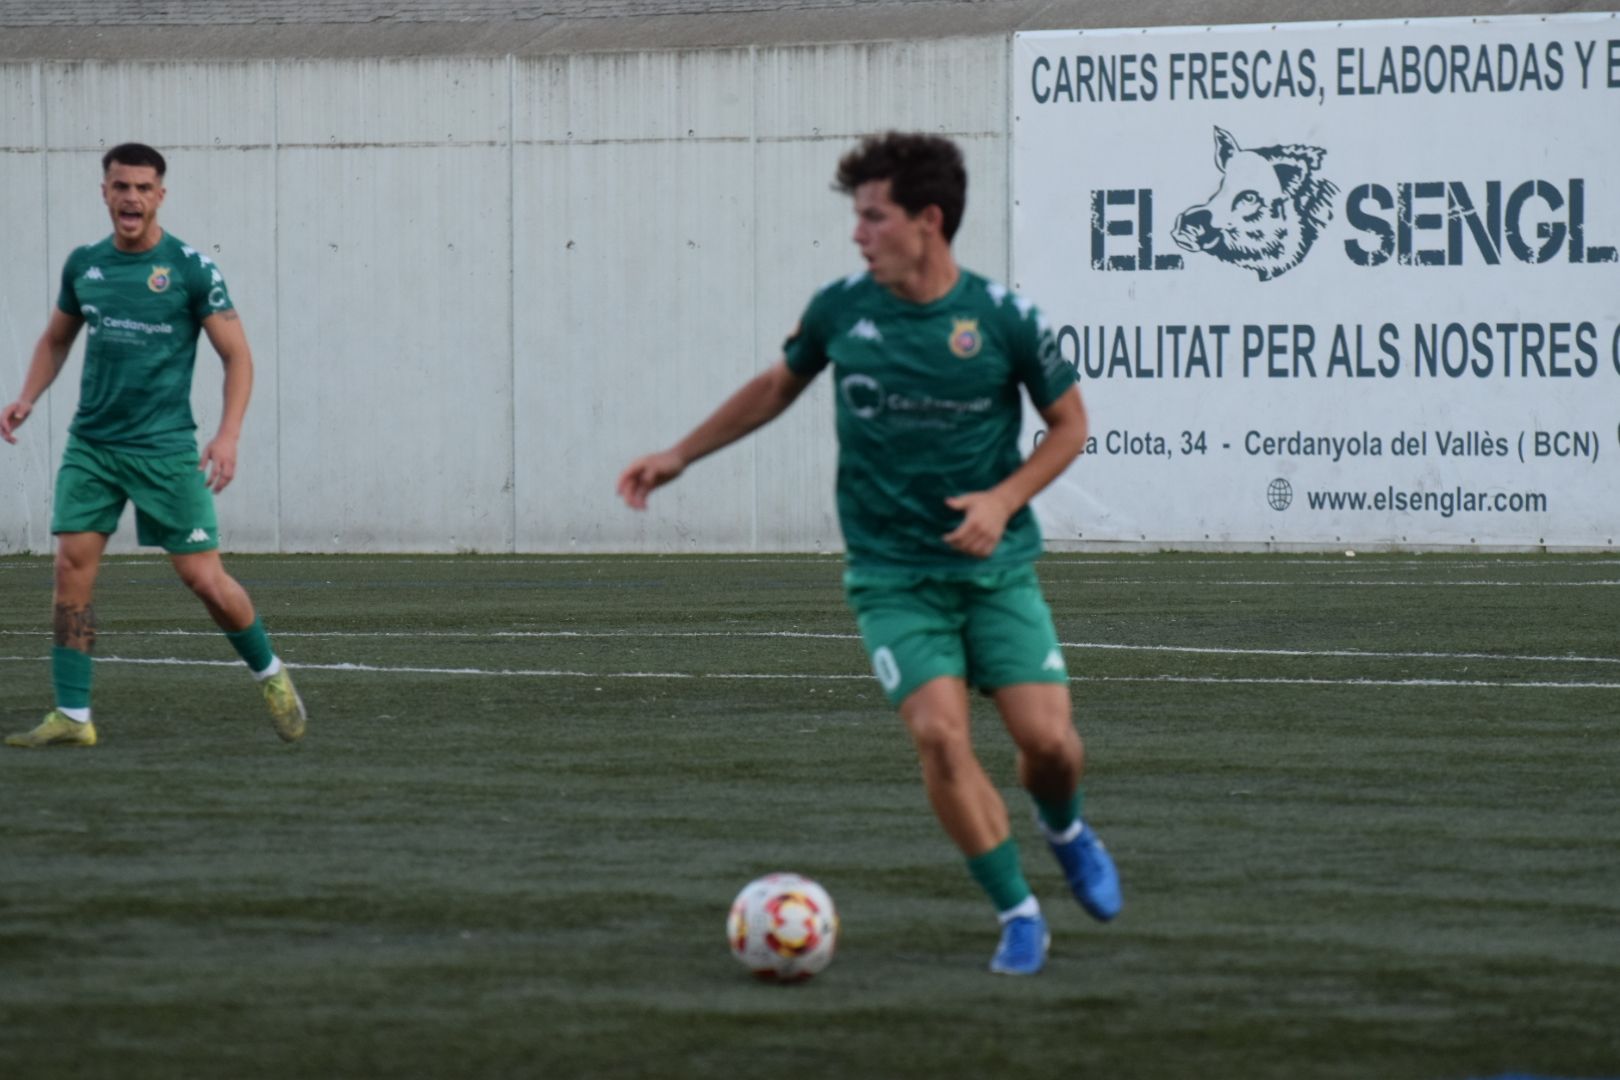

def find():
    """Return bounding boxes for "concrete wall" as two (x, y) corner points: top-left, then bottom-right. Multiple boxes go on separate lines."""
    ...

(0, 39), (1011, 553)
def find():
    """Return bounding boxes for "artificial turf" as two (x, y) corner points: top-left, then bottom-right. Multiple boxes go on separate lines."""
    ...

(2, 552), (1616, 1079)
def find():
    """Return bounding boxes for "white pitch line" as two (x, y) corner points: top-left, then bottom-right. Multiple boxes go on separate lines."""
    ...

(5, 574), (1616, 589)
(1081, 674), (1620, 690)
(4, 554), (1618, 579)
(0, 563), (848, 569)
(6, 563), (1613, 569)
(1043, 578), (1620, 588)
(0, 654), (861, 680)
(0, 628), (859, 641)
(0, 654), (1617, 691)
(1, 629), (1614, 667)
(1062, 641), (1620, 665)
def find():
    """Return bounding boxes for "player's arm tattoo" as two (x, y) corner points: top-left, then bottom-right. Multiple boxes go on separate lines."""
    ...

(215, 310), (240, 322)
(53, 601), (97, 652)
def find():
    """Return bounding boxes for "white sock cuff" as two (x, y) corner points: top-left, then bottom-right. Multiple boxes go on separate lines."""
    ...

(998, 896), (1041, 924)
(1038, 817), (1084, 845)
(58, 706), (92, 724)
(253, 656), (284, 681)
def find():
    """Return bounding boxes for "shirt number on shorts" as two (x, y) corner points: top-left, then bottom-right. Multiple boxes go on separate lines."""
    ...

(872, 646), (901, 692)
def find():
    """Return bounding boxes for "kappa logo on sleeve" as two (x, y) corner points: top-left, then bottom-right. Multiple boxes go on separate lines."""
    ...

(847, 318), (883, 343)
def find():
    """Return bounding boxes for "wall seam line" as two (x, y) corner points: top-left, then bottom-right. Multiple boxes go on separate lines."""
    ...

(508, 51), (518, 554)
(272, 60), (284, 553)
(749, 44), (760, 552)
(38, 61), (52, 555)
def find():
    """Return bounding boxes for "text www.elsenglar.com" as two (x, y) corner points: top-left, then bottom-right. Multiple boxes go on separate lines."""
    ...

(1302, 487), (1549, 518)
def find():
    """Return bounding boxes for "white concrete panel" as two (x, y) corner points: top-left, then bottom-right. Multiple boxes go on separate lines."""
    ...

(0, 63), (42, 147)
(42, 150), (114, 257)
(162, 147), (281, 552)
(0, 35), (1036, 555)
(747, 138), (852, 552)
(43, 61), (275, 149)
(0, 147), (53, 554)
(277, 58), (508, 146)
(951, 134), (1011, 293)
(755, 38), (1008, 138)
(517, 49), (753, 143)
(513, 139), (759, 552)
(276, 145), (513, 552)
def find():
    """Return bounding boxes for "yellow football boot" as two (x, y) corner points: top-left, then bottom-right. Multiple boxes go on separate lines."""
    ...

(6, 709), (98, 748)
(262, 668), (307, 743)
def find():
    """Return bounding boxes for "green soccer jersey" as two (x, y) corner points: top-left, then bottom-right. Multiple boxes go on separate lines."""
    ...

(783, 268), (1076, 576)
(56, 231), (235, 454)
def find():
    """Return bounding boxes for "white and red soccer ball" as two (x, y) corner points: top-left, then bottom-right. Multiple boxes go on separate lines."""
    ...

(727, 873), (839, 981)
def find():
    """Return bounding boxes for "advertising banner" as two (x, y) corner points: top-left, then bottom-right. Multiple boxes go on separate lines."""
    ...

(1013, 15), (1620, 547)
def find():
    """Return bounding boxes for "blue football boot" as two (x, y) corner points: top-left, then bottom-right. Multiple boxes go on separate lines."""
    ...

(1046, 820), (1122, 922)
(989, 913), (1050, 975)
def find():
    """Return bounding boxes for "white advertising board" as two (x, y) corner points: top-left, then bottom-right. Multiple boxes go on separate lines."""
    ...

(1013, 15), (1620, 548)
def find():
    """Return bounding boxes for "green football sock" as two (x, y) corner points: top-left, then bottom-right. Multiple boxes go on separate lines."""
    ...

(52, 645), (93, 710)
(966, 837), (1033, 914)
(224, 617), (276, 675)
(1033, 788), (1084, 835)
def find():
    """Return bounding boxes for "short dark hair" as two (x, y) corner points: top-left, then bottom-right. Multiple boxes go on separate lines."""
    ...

(835, 132), (967, 240)
(102, 143), (167, 177)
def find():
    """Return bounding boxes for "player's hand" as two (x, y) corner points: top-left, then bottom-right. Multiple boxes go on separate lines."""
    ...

(0, 399), (32, 444)
(617, 450), (686, 509)
(943, 491), (1014, 558)
(200, 433), (239, 493)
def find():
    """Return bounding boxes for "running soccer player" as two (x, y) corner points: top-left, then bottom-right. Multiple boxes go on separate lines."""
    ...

(618, 131), (1119, 974)
(1, 142), (307, 748)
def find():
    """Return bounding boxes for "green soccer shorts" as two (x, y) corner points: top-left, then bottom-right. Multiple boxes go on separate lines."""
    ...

(844, 564), (1069, 707)
(52, 435), (220, 553)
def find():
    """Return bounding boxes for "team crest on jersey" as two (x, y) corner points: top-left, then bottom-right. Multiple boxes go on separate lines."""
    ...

(948, 318), (982, 359)
(147, 266), (172, 293)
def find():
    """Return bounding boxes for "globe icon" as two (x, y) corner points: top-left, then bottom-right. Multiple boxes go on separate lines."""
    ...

(1267, 477), (1293, 511)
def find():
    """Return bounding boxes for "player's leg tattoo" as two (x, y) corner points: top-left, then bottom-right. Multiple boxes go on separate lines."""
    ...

(53, 601), (97, 653)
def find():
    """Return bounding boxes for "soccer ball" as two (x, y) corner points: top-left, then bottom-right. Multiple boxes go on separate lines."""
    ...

(727, 872), (839, 981)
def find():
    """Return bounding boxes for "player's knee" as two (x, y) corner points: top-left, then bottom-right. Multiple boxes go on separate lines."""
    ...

(1020, 722), (1082, 771)
(53, 547), (96, 589)
(906, 711), (972, 765)
(176, 563), (226, 603)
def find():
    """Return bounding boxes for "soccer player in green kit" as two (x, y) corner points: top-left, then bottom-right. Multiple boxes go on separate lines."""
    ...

(618, 132), (1119, 974)
(1, 143), (307, 748)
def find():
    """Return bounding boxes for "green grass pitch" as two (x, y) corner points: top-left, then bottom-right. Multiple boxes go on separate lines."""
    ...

(2, 552), (1617, 1079)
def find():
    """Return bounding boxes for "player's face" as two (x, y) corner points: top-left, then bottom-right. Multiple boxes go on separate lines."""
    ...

(852, 179), (931, 288)
(101, 163), (165, 251)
